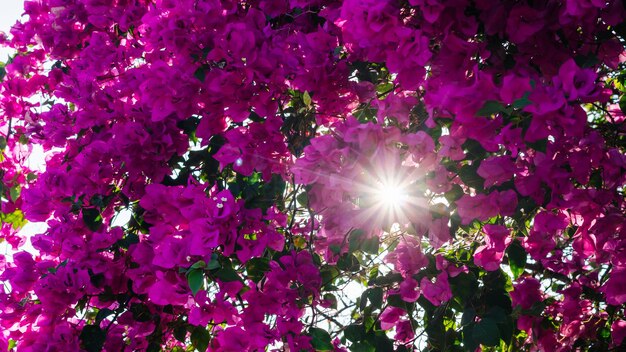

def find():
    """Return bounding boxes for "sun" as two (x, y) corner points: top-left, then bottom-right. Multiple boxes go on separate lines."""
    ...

(375, 180), (409, 209)
(352, 151), (429, 231)
(359, 174), (417, 230)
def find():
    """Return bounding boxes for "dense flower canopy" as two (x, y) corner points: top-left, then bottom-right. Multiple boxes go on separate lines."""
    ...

(0, 0), (625, 351)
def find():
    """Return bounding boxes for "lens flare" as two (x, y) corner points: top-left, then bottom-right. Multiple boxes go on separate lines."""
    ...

(350, 151), (430, 232)
(375, 181), (409, 209)
(359, 172), (420, 230)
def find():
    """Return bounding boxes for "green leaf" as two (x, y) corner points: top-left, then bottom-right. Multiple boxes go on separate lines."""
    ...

(303, 91), (312, 107)
(574, 53), (599, 68)
(458, 163), (485, 190)
(190, 326), (210, 352)
(246, 257), (270, 283)
(463, 324), (479, 352)
(485, 307), (514, 343)
(512, 94), (531, 109)
(348, 229), (379, 255)
(130, 303), (152, 322)
(387, 294), (412, 310)
(247, 111), (264, 122)
(344, 324), (365, 342)
(242, 174), (286, 211)
(368, 331), (394, 350)
(472, 318), (501, 347)
(118, 233), (139, 249)
(310, 327), (334, 351)
(524, 300), (548, 316)
(369, 272), (402, 286)
(462, 139), (487, 161)
(0, 136), (6, 150)
(363, 315), (375, 331)
(215, 266), (242, 282)
(329, 244), (342, 255)
(337, 253), (360, 272)
(97, 287), (116, 302)
(367, 287), (383, 310)
(320, 265), (340, 290)
(82, 208), (103, 232)
(189, 260), (206, 270)
(296, 191), (308, 206)
(323, 293), (338, 309)
(146, 342), (161, 352)
(484, 270), (515, 296)
(368, 265), (379, 282)
(361, 236), (379, 255)
(588, 169), (603, 188)
(376, 82), (393, 95)
(194, 67), (206, 82)
(526, 138), (547, 153)
(483, 306), (507, 323)
(476, 100), (506, 116)
(354, 104), (378, 123)
(396, 345), (410, 352)
(599, 326), (611, 340)
(461, 308), (476, 327)
(80, 325), (106, 352)
(89, 271), (105, 287)
(619, 94), (626, 114)
(444, 184), (464, 203)
(9, 185), (20, 202)
(207, 253), (221, 270)
(174, 325), (187, 342)
(95, 308), (114, 324)
(187, 269), (204, 296)
(177, 115), (201, 138)
(348, 229), (364, 253)
(506, 240), (527, 278)
(350, 341), (375, 352)
(0, 209), (27, 229)
(352, 61), (376, 83)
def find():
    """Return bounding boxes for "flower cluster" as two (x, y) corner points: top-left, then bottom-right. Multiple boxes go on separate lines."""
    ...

(0, 0), (625, 351)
